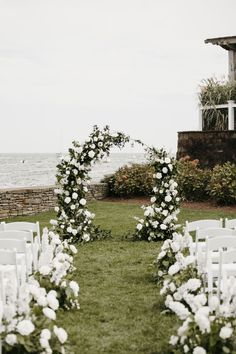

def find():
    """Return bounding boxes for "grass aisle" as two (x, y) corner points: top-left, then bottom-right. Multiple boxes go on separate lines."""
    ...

(5, 201), (236, 353)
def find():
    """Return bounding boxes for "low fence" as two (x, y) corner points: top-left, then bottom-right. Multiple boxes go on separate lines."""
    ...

(0, 183), (108, 219)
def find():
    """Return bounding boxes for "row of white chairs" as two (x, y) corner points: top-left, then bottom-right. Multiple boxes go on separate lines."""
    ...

(183, 218), (236, 299)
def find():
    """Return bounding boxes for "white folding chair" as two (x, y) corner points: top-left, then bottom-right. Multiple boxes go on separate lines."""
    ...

(196, 228), (236, 263)
(225, 218), (236, 230)
(218, 248), (236, 299)
(0, 239), (28, 282)
(0, 231), (34, 273)
(206, 236), (236, 293)
(0, 250), (19, 289)
(2, 221), (41, 244)
(184, 219), (223, 255)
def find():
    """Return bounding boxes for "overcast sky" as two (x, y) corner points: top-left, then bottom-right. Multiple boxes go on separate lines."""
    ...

(0, 0), (235, 154)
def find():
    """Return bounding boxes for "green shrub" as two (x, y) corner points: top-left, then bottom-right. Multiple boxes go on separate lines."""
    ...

(208, 162), (236, 205)
(176, 158), (211, 201)
(102, 163), (154, 197)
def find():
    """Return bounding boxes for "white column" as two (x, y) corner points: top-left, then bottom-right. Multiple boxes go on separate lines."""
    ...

(198, 104), (203, 131)
(228, 100), (235, 130)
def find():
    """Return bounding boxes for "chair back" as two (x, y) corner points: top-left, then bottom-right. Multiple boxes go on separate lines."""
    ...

(197, 228), (236, 241)
(185, 219), (223, 233)
(0, 239), (27, 253)
(225, 218), (236, 230)
(0, 230), (33, 243)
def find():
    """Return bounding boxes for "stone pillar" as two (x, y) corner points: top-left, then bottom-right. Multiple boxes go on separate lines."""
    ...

(228, 50), (236, 82)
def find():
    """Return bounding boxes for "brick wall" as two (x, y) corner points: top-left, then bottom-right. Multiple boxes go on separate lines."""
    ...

(177, 130), (236, 168)
(0, 183), (108, 219)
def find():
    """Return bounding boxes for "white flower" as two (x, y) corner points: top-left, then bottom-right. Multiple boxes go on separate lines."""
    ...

(209, 295), (219, 311)
(150, 196), (156, 203)
(136, 223), (143, 231)
(43, 307), (56, 320)
(169, 335), (178, 345)
(162, 167), (168, 174)
(165, 195), (172, 202)
(37, 295), (48, 307)
(156, 173), (162, 179)
(76, 146), (83, 154)
(64, 197), (71, 204)
(219, 326), (233, 339)
(170, 241), (180, 253)
(79, 198), (87, 206)
(39, 266), (51, 276)
(5, 334), (17, 346)
(160, 224), (167, 230)
(41, 329), (51, 340)
(184, 345), (189, 353)
(168, 263), (180, 276)
(70, 205), (76, 210)
(157, 251), (166, 260)
(17, 320), (35, 336)
(54, 326), (68, 344)
(72, 192), (78, 199)
(40, 337), (50, 349)
(67, 226), (73, 233)
(165, 157), (171, 164)
(69, 245), (78, 254)
(193, 347), (206, 354)
(82, 233), (90, 242)
(69, 281), (79, 296)
(88, 150), (95, 158)
(47, 293), (59, 311)
(54, 206), (59, 212)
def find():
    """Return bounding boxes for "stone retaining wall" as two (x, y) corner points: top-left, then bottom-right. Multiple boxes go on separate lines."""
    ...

(0, 183), (108, 220)
(177, 130), (236, 168)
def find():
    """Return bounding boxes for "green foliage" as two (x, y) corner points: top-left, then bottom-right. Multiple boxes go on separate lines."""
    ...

(199, 78), (236, 130)
(102, 163), (154, 197)
(208, 162), (236, 205)
(176, 158), (211, 201)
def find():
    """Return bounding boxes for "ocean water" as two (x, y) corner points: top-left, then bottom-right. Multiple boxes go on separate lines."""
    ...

(0, 153), (147, 189)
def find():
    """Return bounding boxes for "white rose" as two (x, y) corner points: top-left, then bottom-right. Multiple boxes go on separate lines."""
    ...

(69, 245), (78, 254)
(165, 157), (171, 164)
(136, 223), (143, 231)
(72, 192), (78, 199)
(43, 307), (56, 320)
(54, 207), (59, 212)
(37, 295), (48, 307)
(165, 195), (172, 202)
(64, 197), (71, 204)
(157, 251), (166, 260)
(50, 219), (58, 226)
(156, 173), (162, 179)
(162, 167), (168, 174)
(82, 233), (90, 242)
(39, 266), (51, 276)
(5, 334), (17, 346)
(41, 329), (51, 340)
(79, 198), (87, 206)
(17, 320), (35, 336)
(47, 293), (59, 311)
(70, 205), (76, 210)
(88, 151), (95, 158)
(53, 326), (68, 344)
(219, 326), (233, 339)
(39, 337), (49, 349)
(69, 281), (80, 296)
(169, 335), (178, 345)
(160, 224), (167, 230)
(150, 196), (156, 203)
(168, 263), (180, 276)
(76, 147), (83, 154)
(193, 347), (206, 354)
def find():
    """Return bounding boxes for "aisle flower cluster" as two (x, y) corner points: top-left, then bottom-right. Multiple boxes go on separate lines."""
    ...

(135, 148), (180, 241)
(1, 228), (79, 353)
(51, 125), (130, 242)
(157, 231), (236, 353)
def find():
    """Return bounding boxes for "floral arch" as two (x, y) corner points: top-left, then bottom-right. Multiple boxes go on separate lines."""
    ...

(51, 125), (180, 242)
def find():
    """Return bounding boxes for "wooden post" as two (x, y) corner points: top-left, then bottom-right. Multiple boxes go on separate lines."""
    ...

(228, 100), (235, 130)
(198, 104), (203, 131)
(228, 51), (236, 82)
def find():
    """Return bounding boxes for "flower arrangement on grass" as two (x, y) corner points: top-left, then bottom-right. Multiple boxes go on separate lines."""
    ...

(156, 230), (236, 353)
(1, 277), (68, 354)
(135, 148), (180, 241)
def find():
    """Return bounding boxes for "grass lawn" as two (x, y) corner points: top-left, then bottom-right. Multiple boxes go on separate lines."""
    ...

(4, 201), (236, 354)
